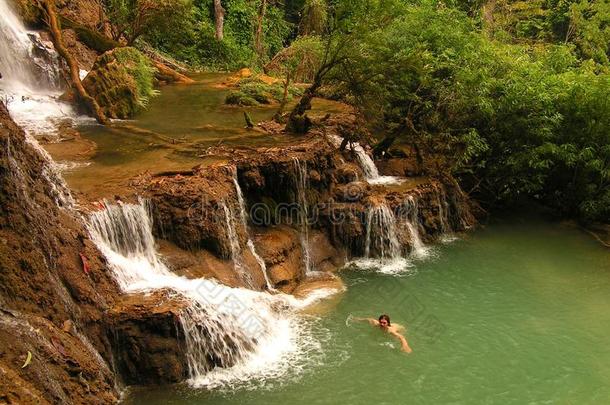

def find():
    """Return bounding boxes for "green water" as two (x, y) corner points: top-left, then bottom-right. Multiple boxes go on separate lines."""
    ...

(125, 217), (610, 404)
(63, 73), (343, 198)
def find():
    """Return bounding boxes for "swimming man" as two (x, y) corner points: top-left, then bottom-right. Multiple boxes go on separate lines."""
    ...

(353, 314), (412, 353)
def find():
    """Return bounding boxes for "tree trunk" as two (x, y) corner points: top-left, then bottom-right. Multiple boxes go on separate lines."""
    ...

(214, 0), (225, 41)
(41, 0), (107, 124)
(153, 61), (195, 84)
(285, 75), (322, 133)
(285, 87), (315, 133)
(255, 0), (267, 60)
(273, 71), (291, 122)
(372, 135), (397, 158)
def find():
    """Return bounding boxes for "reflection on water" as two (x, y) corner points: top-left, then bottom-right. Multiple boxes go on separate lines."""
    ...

(125, 216), (610, 404)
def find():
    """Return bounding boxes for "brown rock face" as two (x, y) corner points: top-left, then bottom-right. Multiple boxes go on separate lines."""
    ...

(55, 0), (107, 31)
(58, 28), (99, 70)
(144, 165), (246, 258)
(253, 226), (303, 291)
(106, 291), (189, 385)
(141, 131), (475, 290)
(0, 102), (120, 403)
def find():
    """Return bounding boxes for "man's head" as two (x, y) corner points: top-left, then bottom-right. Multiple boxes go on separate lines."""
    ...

(378, 314), (391, 328)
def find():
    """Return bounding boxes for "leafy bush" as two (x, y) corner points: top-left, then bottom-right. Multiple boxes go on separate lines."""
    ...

(331, 1), (610, 222)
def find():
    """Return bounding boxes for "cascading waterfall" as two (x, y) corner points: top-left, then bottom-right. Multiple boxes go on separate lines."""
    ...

(348, 202), (413, 275)
(292, 157), (313, 275)
(221, 200), (254, 289)
(0, 0), (58, 93)
(1, 0), (78, 208)
(400, 195), (429, 258)
(88, 200), (324, 388)
(327, 135), (403, 185)
(364, 203), (402, 260)
(0, 0), (82, 135)
(435, 184), (457, 242)
(232, 170), (274, 290)
(88, 200), (172, 289)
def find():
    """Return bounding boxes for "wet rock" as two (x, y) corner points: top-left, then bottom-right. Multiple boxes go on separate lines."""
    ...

(308, 230), (344, 271)
(335, 162), (361, 184)
(0, 102), (121, 403)
(55, 0), (109, 32)
(253, 226), (303, 291)
(292, 274), (345, 299)
(106, 291), (188, 385)
(57, 28), (104, 71)
(157, 240), (268, 290)
(143, 165), (246, 258)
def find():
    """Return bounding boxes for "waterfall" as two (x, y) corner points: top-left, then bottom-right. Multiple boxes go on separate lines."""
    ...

(348, 202), (412, 274)
(327, 135), (403, 185)
(232, 170), (274, 290)
(0, 0), (82, 135)
(87, 200), (324, 388)
(88, 200), (172, 289)
(221, 200), (254, 289)
(0, 0), (57, 92)
(292, 157), (313, 276)
(401, 196), (429, 258)
(435, 184), (457, 242)
(364, 203), (401, 260)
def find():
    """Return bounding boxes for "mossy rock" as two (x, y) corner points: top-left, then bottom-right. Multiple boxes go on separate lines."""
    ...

(14, 0), (42, 27)
(83, 47), (155, 119)
(226, 75), (304, 107)
(225, 91), (259, 107)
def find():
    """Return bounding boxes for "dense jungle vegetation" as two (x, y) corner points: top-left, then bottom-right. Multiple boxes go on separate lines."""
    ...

(104, 0), (610, 223)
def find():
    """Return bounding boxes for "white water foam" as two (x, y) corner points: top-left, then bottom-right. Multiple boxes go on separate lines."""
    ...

(88, 200), (338, 389)
(328, 135), (404, 185)
(0, 0), (89, 136)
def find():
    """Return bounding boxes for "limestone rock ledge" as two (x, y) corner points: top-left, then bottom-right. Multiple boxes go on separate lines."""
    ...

(106, 290), (188, 385)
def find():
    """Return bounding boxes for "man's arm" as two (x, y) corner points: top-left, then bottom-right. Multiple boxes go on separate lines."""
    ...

(352, 317), (379, 326)
(390, 330), (412, 353)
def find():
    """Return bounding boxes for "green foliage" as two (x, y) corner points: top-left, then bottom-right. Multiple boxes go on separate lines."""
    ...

(328, 1), (610, 222)
(96, 0), (610, 222)
(265, 35), (324, 82)
(300, 0), (328, 35)
(103, 0), (191, 44)
(110, 47), (156, 107)
(225, 91), (259, 106)
(142, 0), (292, 70)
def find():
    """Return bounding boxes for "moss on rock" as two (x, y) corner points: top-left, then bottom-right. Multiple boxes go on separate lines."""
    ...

(225, 91), (260, 106)
(82, 47), (156, 119)
(225, 75), (304, 106)
(14, 0), (42, 27)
